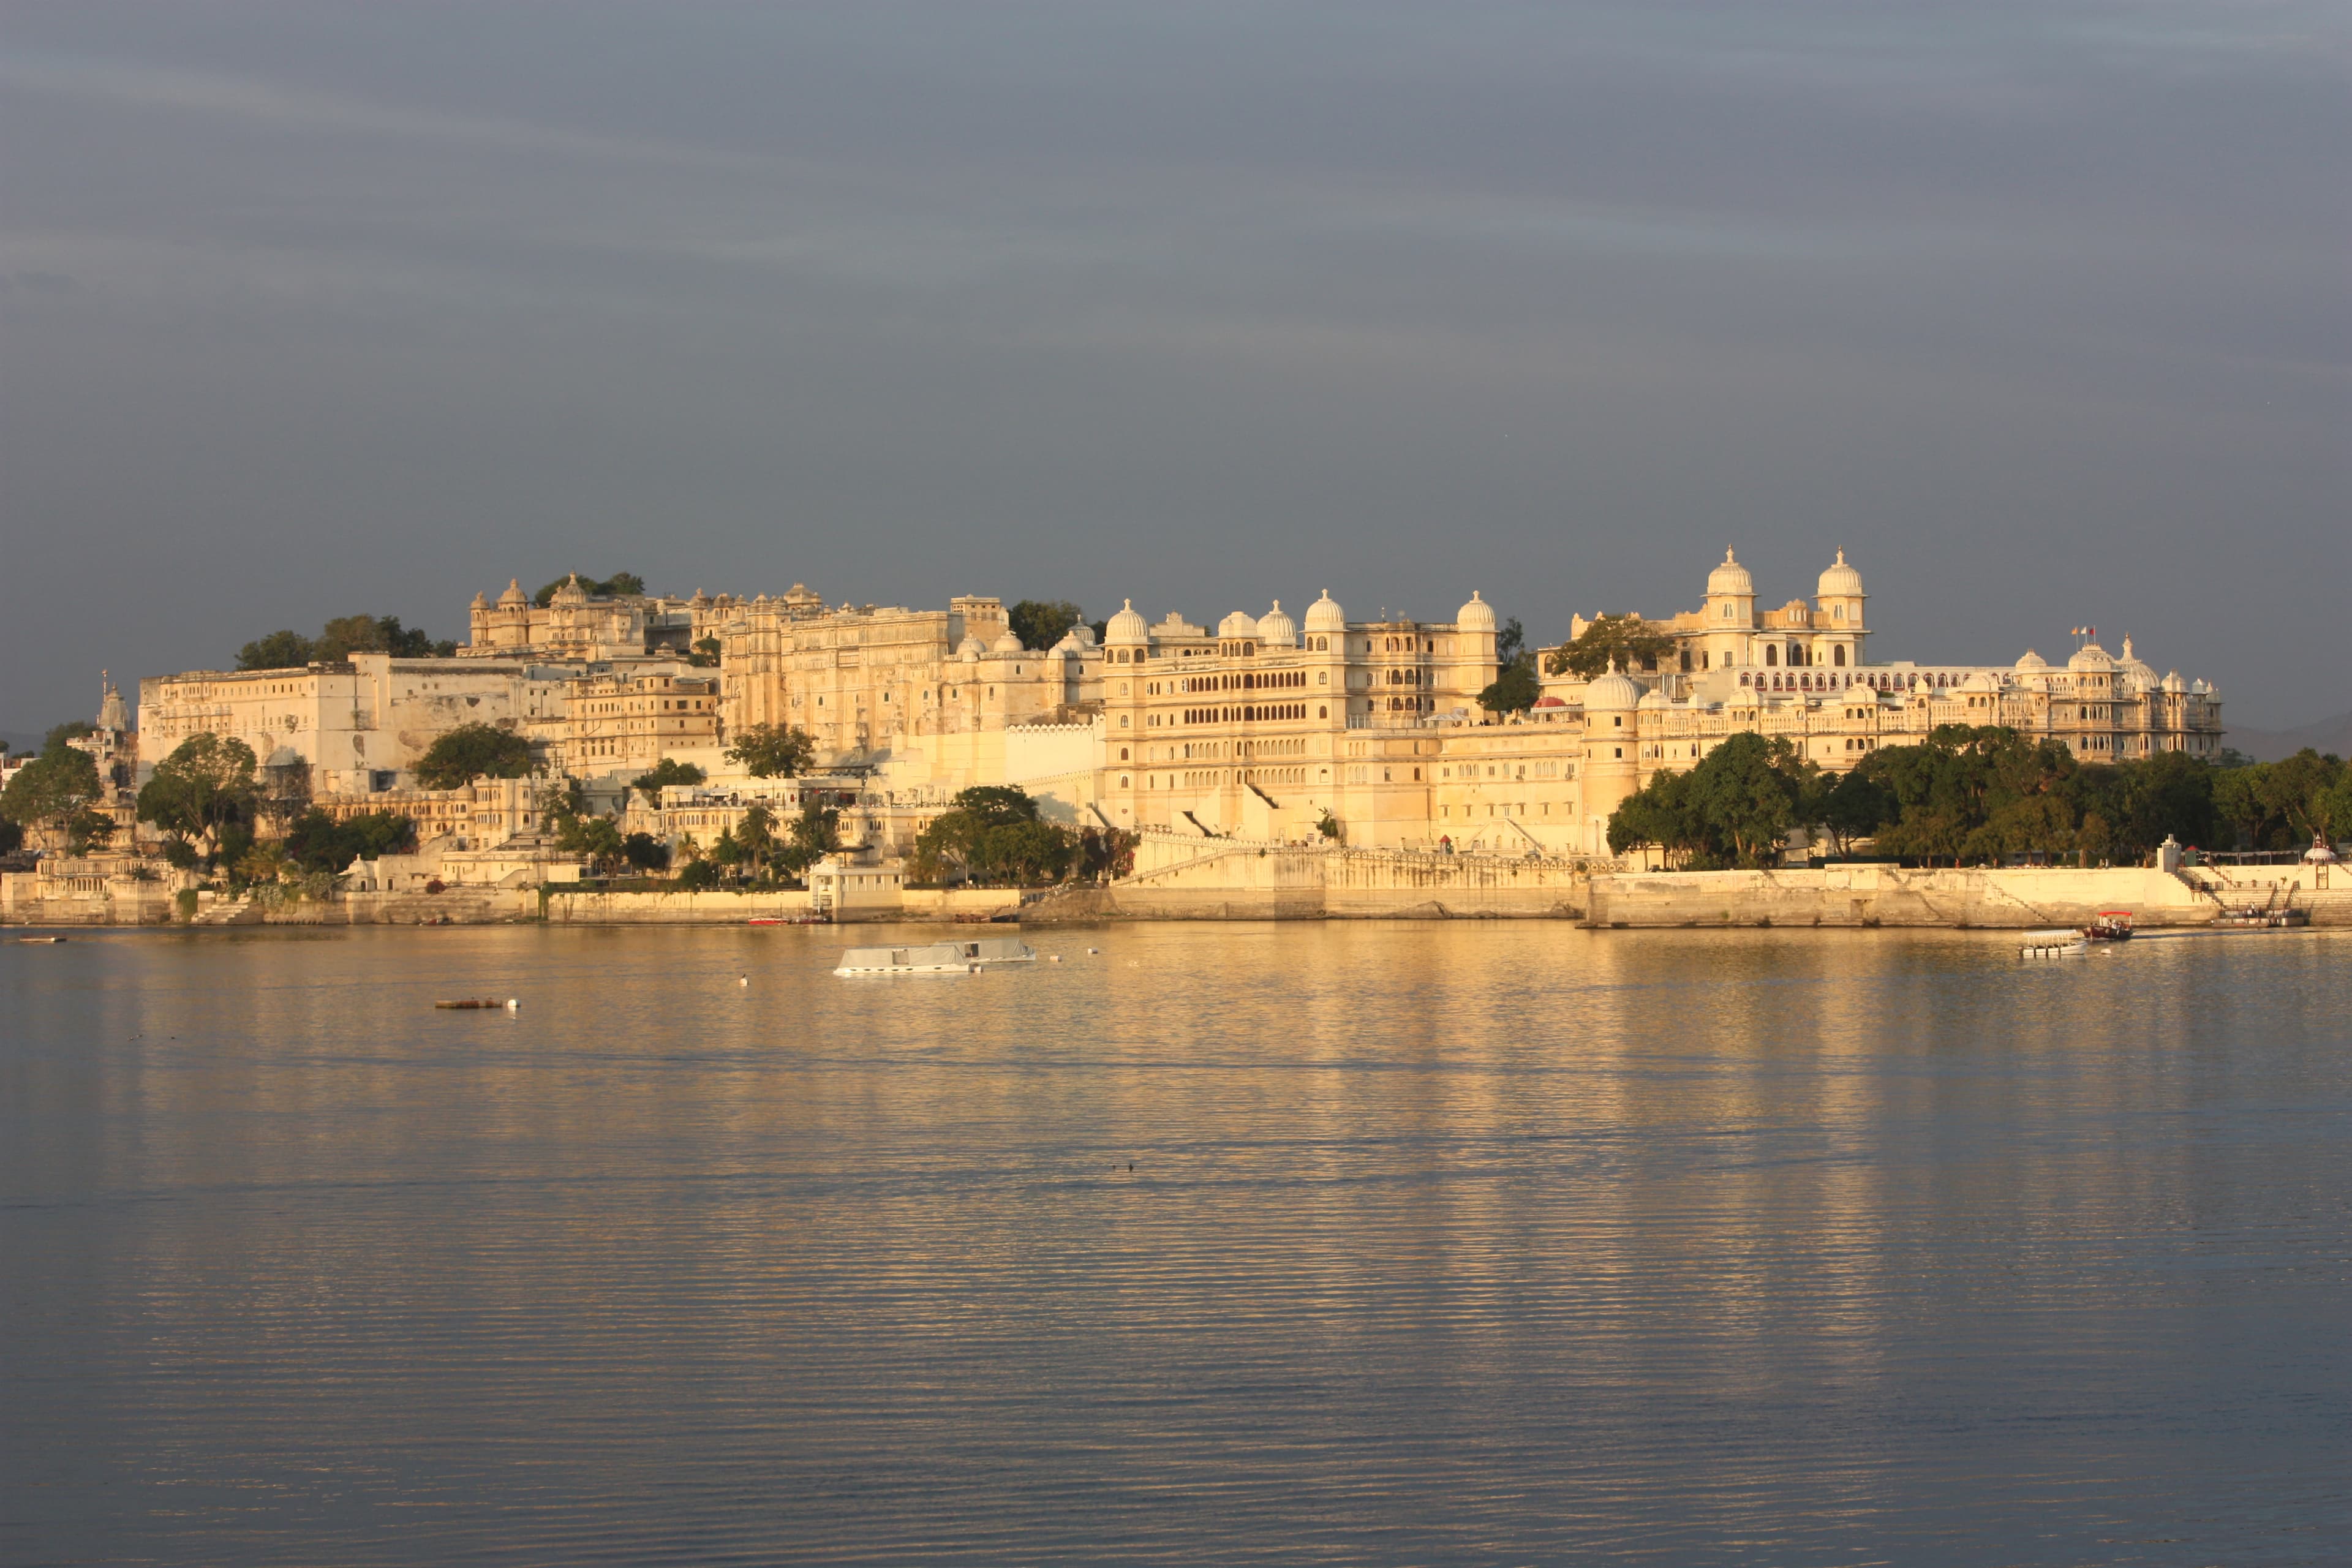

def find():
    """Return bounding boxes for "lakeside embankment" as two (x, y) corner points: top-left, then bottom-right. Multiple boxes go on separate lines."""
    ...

(7, 837), (2342, 928)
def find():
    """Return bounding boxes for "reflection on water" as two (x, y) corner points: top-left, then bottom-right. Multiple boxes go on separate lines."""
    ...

(2, 924), (2346, 1564)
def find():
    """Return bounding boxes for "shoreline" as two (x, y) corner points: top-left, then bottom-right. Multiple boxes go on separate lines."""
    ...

(9, 862), (2342, 930)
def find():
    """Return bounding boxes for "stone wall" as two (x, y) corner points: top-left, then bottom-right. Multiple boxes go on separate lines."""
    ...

(1025, 833), (1594, 921)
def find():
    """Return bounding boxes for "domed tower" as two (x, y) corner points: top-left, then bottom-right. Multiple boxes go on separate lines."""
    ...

(1446, 590), (1500, 709)
(1302, 590), (1348, 721)
(1104, 598), (1149, 657)
(1812, 549), (1868, 671)
(1704, 549), (1756, 669)
(1581, 663), (1645, 856)
(483, 578), (530, 650)
(1256, 600), (1297, 649)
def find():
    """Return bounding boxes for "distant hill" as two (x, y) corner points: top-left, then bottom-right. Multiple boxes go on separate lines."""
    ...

(2226, 711), (2352, 763)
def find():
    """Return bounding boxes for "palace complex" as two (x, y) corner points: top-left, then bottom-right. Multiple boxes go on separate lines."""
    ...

(88, 552), (2225, 873)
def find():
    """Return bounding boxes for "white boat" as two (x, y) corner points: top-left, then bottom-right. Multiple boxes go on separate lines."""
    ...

(2020, 929), (2087, 959)
(832, 936), (1036, 977)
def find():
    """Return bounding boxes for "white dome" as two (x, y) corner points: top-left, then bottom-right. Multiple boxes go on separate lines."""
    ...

(497, 578), (529, 607)
(1584, 668), (1641, 711)
(2015, 649), (2048, 671)
(1105, 598), (1148, 644)
(1706, 548), (1755, 599)
(1303, 590), (1348, 634)
(1637, 684), (1672, 709)
(1256, 600), (1297, 647)
(990, 630), (1026, 655)
(956, 635), (986, 660)
(1964, 671), (2001, 693)
(2162, 670), (2185, 693)
(1456, 590), (1497, 631)
(1817, 548), (1864, 599)
(2068, 643), (2114, 672)
(1218, 609), (1260, 639)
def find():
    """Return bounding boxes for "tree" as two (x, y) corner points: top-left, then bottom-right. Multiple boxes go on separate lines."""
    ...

(2, 734), (105, 850)
(725, 724), (816, 779)
(630, 757), (708, 804)
(912, 785), (1072, 884)
(136, 733), (261, 846)
(1605, 734), (1810, 868)
(239, 616), (453, 670)
(1007, 599), (1087, 650)
(1807, 768), (1896, 858)
(236, 630), (317, 671)
(415, 723), (533, 790)
(1608, 767), (1706, 867)
(1477, 651), (1540, 714)
(315, 613), (447, 660)
(622, 832), (669, 872)
(282, 808), (416, 873)
(946, 785), (1039, 827)
(1496, 616), (1525, 663)
(43, 721), (96, 750)
(1077, 826), (1137, 881)
(739, 803), (781, 870)
(556, 813), (626, 873)
(687, 636), (722, 669)
(676, 858), (722, 890)
(1545, 614), (1676, 679)
(781, 798), (842, 875)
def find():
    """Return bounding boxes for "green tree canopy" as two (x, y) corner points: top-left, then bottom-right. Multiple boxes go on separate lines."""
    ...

(2211, 748), (2346, 849)
(414, 723), (533, 790)
(1607, 734), (1812, 868)
(1477, 651), (1540, 714)
(622, 831), (670, 872)
(913, 785), (1074, 884)
(2, 738), (105, 843)
(556, 813), (626, 872)
(236, 630), (317, 671)
(1545, 614), (1676, 679)
(43, 720), (97, 749)
(236, 615), (454, 671)
(630, 757), (708, 804)
(1007, 599), (1087, 650)
(533, 571), (646, 606)
(281, 808), (416, 873)
(687, 635), (722, 669)
(725, 724), (816, 779)
(135, 733), (260, 844)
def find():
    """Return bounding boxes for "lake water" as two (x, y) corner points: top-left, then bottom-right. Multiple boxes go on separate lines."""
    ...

(2, 922), (2347, 1565)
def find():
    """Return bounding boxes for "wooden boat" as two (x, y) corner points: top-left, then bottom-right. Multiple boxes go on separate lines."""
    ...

(832, 937), (1036, 977)
(17, 935), (67, 944)
(2084, 911), (2134, 941)
(2021, 929), (2087, 958)
(434, 998), (514, 1010)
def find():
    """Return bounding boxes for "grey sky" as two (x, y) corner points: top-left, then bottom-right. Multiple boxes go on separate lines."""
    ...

(2, 1), (2345, 733)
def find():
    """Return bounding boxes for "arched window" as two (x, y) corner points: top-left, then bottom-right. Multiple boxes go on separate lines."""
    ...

(1833, 645), (1846, 667)
(1317, 704), (1327, 718)
(1765, 646), (1778, 666)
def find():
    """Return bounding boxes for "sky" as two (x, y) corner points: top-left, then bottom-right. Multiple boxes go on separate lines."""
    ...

(2, 0), (2345, 736)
